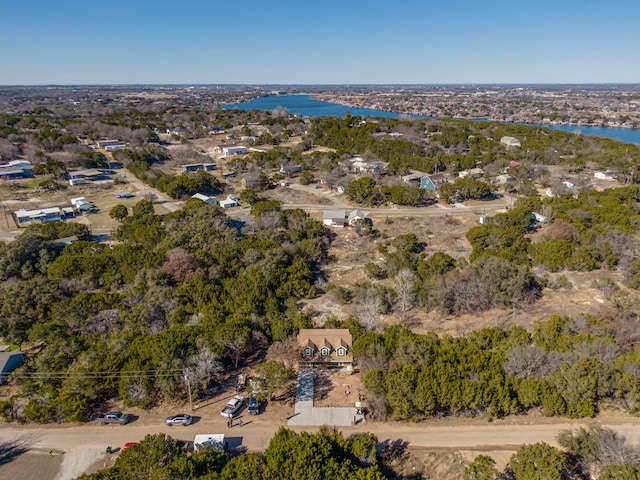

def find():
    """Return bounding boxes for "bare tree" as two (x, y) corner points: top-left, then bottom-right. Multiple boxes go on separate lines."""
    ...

(267, 335), (301, 369)
(503, 345), (549, 379)
(185, 347), (223, 387)
(394, 268), (416, 319)
(354, 286), (384, 331)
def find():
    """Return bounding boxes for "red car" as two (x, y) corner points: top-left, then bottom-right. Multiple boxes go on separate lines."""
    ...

(122, 442), (138, 451)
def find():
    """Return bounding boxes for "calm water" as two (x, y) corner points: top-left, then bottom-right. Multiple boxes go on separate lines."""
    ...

(224, 94), (402, 119)
(224, 94), (640, 145)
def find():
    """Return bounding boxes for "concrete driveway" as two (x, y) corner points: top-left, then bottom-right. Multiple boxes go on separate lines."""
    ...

(287, 369), (362, 427)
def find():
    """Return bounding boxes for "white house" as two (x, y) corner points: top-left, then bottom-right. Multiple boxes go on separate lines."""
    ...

(496, 174), (514, 184)
(96, 139), (121, 149)
(14, 207), (62, 226)
(348, 209), (366, 226)
(222, 145), (247, 156)
(104, 144), (127, 152)
(190, 193), (217, 205)
(323, 210), (347, 228)
(500, 136), (521, 148)
(218, 195), (239, 208)
(594, 171), (616, 180)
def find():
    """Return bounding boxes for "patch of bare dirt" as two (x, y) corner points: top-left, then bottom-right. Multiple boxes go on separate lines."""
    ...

(313, 370), (365, 408)
(262, 186), (332, 205)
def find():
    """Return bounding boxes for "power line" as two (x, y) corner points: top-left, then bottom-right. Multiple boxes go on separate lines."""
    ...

(11, 369), (186, 380)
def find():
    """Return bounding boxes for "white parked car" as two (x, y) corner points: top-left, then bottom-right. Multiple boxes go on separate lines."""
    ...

(220, 395), (244, 418)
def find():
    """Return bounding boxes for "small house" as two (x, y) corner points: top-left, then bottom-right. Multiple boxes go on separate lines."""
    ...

(496, 174), (514, 184)
(181, 163), (216, 172)
(190, 193), (217, 205)
(166, 127), (186, 136)
(348, 209), (366, 226)
(96, 139), (121, 149)
(594, 171), (616, 180)
(323, 210), (347, 228)
(297, 328), (353, 369)
(218, 195), (239, 208)
(500, 136), (521, 148)
(402, 172), (424, 183)
(215, 144), (247, 156)
(420, 176), (436, 191)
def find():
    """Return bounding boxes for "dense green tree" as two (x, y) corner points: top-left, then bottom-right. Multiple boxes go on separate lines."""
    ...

(109, 204), (129, 222)
(464, 454), (500, 480)
(509, 442), (566, 480)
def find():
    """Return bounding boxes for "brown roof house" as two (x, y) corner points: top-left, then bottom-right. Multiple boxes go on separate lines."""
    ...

(297, 329), (353, 370)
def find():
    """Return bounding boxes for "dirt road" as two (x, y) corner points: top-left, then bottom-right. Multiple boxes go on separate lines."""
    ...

(3, 417), (640, 455)
(3, 414), (640, 479)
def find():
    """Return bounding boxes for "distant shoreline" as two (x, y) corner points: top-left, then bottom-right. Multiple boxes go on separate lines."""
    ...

(311, 94), (640, 131)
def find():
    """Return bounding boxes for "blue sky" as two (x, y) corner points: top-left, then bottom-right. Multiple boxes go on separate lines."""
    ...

(1, 0), (639, 85)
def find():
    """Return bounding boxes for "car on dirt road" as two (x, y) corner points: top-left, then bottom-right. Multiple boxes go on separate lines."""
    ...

(97, 412), (131, 425)
(165, 414), (193, 426)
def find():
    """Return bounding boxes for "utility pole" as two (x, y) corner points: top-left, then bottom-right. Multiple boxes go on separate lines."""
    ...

(184, 373), (193, 412)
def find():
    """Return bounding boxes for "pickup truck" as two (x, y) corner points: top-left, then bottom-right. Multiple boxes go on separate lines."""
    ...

(220, 395), (244, 418)
(97, 412), (131, 425)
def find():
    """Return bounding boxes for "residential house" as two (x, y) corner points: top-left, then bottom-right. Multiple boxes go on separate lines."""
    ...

(104, 144), (127, 152)
(218, 195), (239, 208)
(280, 163), (302, 175)
(500, 136), (521, 148)
(96, 139), (121, 149)
(0, 160), (34, 180)
(190, 193), (217, 205)
(181, 163), (216, 172)
(14, 207), (62, 226)
(348, 209), (366, 226)
(297, 328), (353, 369)
(420, 174), (448, 191)
(469, 167), (484, 178)
(322, 210), (347, 228)
(215, 144), (247, 156)
(420, 176), (436, 191)
(401, 172), (424, 183)
(166, 127), (186, 136)
(0, 351), (26, 384)
(68, 169), (104, 182)
(347, 156), (383, 174)
(429, 174), (448, 186)
(496, 174), (514, 184)
(594, 171), (616, 180)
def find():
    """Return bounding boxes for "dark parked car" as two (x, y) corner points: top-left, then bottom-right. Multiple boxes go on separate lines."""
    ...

(248, 396), (260, 415)
(165, 414), (193, 426)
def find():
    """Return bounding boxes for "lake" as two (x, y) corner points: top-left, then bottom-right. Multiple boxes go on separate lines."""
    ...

(224, 94), (640, 145)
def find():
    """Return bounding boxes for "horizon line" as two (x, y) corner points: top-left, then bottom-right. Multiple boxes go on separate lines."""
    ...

(2, 82), (640, 88)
